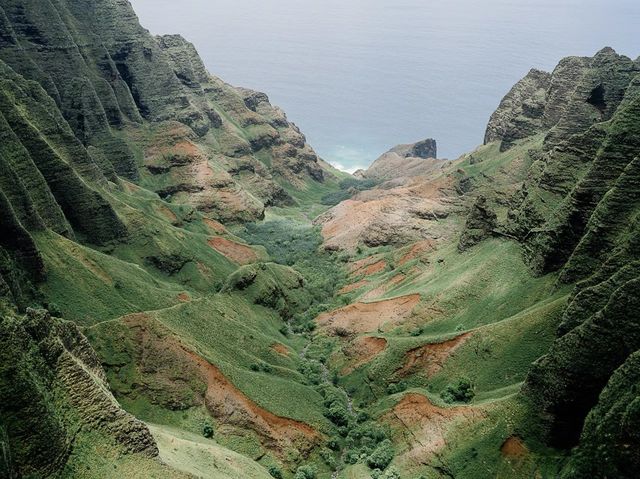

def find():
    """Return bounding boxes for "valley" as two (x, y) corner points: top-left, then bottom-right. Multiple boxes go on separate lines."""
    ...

(0, 2), (639, 479)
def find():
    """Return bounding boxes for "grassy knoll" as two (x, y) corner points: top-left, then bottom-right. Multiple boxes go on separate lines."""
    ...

(149, 424), (273, 479)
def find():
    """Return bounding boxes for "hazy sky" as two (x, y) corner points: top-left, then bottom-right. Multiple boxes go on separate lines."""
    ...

(129, 0), (640, 170)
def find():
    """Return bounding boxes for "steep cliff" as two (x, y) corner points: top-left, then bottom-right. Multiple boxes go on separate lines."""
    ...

(0, 0), (331, 231)
(485, 48), (640, 475)
(0, 307), (157, 478)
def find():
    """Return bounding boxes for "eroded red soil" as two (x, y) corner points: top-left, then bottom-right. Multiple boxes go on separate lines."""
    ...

(203, 218), (227, 234)
(341, 336), (388, 374)
(121, 314), (321, 456)
(361, 273), (406, 301)
(338, 279), (370, 295)
(316, 294), (421, 335)
(386, 393), (482, 463)
(501, 436), (529, 458)
(396, 333), (471, 378)
(271, 343), (291, 357)
(207, 237), (259, 264)
(398, 240), (435, 266)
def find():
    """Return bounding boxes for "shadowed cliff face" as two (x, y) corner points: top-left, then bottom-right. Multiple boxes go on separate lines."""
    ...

(484, 47), (640, 472)
(0, 307), (157, 478)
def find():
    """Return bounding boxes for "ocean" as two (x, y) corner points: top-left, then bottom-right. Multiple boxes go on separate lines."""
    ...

(129, 0), (640, 172)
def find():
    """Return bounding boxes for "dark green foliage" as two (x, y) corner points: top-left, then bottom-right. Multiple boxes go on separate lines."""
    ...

(345, 450), (359, 464)
(561, 351), (640, 478)
(268, 465), (283, 479)
(298, 359), (323, 385)
(441, 377), (475, 404)
(325, 402), (349, 426)
(145, 253), (192, 275)
(386, 381), (408, 395)
(319, 447), (337, 469)
(250, 362), (273, 373)
(321, 386), (351, 426)
(343, 422), (390, 466)
(294, 464), (317, 479)
(202, 423), (214, 438)
(371, 467), (401, 479)
(327, 438), (340, 451)
(366, 439), (395, 470)
(239, 221), (347, 329)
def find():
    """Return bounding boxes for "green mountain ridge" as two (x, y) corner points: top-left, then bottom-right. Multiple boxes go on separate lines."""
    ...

(0, 1), (639, 478)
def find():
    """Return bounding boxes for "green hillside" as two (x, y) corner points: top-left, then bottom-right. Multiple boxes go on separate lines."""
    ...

(0, 1), (638, 478)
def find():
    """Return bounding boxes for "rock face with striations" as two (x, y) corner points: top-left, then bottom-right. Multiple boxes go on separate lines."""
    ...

(0, 307), (157, 478)
(0, 0), (334, 306)
(0, 0), (329, 226)
(481, 48), (640, 475)
(457, 195), (497, 251)
(484, 68), (553, 150)
(485, 48), (639, 153)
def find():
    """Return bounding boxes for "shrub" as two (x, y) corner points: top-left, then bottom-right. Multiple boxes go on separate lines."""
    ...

(345, 450), (360, 464)
(320, 448), (337, 469)
(347, 423), (387, 448)
(46, 302), (63, 317)
(267, 465), (283, 479)
(250, 362), (274, 373)
(298, 360), (323, 385)
(202, 423), (214, 438)
(386, 381), (408, 395)
(325, 403), (350, 426)
(294, 464), (316, 479)
(327, 437), (341, 451)
(441, 377), (475, 404)
(356, 411), (370, 423)
(366, 439), (395, 470)
(382, 467), (401, 479)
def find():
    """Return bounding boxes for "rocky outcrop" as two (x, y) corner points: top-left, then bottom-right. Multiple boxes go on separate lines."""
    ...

(512, 67), (640, 275)
(0, 307), (157, 478)
(457, 195), (497, 251)
(409, 139), (438, 159)
(484, 68), (552, 150)
(315, 165), (457, 251)
(544, 48), (639, 148)
(356, 139), (442, 181)
(503, 50), (640, 469)
(485, 48), (639, 152)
